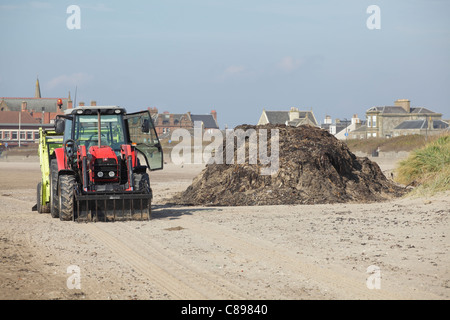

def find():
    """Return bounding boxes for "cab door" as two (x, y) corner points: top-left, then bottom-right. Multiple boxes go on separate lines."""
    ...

(125, 111), (163, 171)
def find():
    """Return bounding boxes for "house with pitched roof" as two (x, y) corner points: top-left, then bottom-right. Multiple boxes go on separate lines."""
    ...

(257, 107), (318, 127)
(392, 119), (448, 137)
(150, 108), (219, 137)
(0, 78), (72, 124)
(0, 78), (86, 146)
(365, 99), (446, 138)
(321, 114), (364, 140)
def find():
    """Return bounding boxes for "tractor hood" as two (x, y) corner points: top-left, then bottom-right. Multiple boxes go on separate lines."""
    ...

(88, 145), (118, 161)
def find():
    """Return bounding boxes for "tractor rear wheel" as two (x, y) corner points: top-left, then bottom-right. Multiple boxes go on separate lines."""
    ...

(58, 175), (76, 221)
(50, 159), (59, 218)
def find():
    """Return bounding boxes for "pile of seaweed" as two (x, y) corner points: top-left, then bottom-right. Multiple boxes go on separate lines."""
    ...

(169, 124), (406, 206)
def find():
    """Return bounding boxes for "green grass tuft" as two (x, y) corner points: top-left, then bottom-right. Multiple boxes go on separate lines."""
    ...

(395, 134), (450, 195)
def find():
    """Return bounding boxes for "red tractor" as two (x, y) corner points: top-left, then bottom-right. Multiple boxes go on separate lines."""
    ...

(49, 106), (163, 221)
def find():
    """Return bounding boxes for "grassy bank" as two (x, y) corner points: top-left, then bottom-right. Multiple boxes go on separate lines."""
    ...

(344, 134), (433, 154)
(395, 134), (450, 196)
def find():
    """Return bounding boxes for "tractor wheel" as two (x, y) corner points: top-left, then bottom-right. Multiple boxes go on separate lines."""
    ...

(37, 182), (50, 213)
(134, 172), (150, 193)
(58, 175), (76, 221)
(50, 159), (59, 218)
(134, 172), (152, 220)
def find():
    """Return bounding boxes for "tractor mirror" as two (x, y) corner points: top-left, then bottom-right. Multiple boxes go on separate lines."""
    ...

(141, 119), (150, 133)
(55, 119), (65, 134)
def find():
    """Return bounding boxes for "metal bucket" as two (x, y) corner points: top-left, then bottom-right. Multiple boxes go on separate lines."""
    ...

(74, 193), (151, 222)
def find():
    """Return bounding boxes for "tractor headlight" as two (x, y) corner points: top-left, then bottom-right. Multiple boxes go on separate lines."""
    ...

(108, 171), (115, 177)
(97, 171), (104, 178)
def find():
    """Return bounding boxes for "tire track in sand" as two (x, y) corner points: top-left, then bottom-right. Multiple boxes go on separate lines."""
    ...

(78, 223), (247, 299)
(176, 217), (441, 300)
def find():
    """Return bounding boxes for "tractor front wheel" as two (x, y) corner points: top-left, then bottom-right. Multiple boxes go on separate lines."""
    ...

(58, 175), (76, 221)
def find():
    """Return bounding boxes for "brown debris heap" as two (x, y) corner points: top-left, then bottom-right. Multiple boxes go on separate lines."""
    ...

(169, 124), (406, 206)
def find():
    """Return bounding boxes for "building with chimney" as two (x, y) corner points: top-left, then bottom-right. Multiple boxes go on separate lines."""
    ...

(1, 78), (72, 123)
(149, 108), (219, 137)
(321, 114), (364, 140)
(364, 99), (447, 138)
(0, 78), (88, 146)
(257, 107), (318, 127)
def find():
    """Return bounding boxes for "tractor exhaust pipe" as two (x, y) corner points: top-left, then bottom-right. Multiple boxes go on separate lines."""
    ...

(97, 111), (101, 147)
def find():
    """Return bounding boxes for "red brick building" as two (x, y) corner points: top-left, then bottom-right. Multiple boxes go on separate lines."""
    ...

(0, 78), (86, 145)
(150, 108), (219, 136)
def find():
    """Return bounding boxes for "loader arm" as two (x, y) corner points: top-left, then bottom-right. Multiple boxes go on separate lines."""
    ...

(36, 128), (63, 213)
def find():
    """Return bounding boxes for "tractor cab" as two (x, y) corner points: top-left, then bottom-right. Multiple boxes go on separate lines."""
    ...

(55, 106), (163, 172)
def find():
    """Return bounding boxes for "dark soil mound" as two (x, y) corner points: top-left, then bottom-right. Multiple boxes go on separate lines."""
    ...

(169, 124), (406, 206)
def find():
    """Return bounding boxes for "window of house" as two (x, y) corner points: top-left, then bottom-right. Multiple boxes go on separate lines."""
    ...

(12, 131), (18, 140)
(20, 132), (26, 140)
(4, 132), (10, 139)
(27, 132), (33, 140)
(0, 131), (2, 139)
(367, 116), (372, 127)
(34, 132), (40, 140)
(372, 115), (377, 127)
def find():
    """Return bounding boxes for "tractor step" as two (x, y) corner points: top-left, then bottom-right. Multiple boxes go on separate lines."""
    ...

(74, 193), (151, 222)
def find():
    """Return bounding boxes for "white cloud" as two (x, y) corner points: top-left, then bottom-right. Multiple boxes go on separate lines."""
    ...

(224, 65), (246, 76)
(277, 56), (304, 72)
(46, 73), (94, 90)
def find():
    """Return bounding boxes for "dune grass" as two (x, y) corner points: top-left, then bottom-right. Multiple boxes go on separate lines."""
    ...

(395, 134), (450, 195)
(345, 134), (431, 154)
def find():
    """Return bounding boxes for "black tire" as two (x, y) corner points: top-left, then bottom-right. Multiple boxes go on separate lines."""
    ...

(50, 159), (59, 218)
(58, 175), (76, 221)
(134, 172), (151, 193)
(133, 172), (152, 220)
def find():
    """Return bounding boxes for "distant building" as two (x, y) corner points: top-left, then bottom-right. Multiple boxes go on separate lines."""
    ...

(150, 108), (219, 137)
(257, 107), (318, 127)
(0, 78), (92, 146)
(0, 111), (43, 145)
(321, 114), (364, 140)
(392, 119), (449, 137)
(364, 99), (446, 138)
(0, 78), (72, 124)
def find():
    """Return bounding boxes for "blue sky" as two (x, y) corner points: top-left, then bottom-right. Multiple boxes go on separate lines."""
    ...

(0, 0), (449, 128)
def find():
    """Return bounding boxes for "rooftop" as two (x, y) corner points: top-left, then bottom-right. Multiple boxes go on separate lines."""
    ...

(367, 106), (439, 114)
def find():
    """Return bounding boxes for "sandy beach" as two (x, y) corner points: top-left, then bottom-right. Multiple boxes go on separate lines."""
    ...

(0, 155), (448, 300)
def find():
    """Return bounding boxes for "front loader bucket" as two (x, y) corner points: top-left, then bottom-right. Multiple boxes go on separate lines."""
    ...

(74, 193), (151, 222)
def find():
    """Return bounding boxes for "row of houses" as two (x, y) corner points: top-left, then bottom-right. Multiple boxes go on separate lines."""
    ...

(148, 107), (219, 137)
(0, 78), (448, 147)
(257, 99), (449, 140)
(0, 79), (219, 146)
